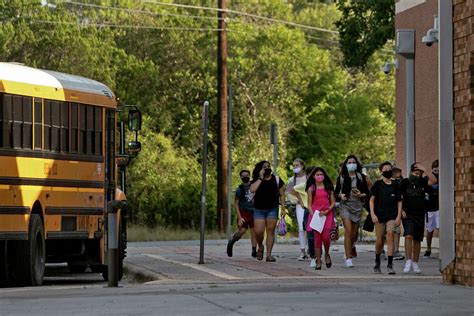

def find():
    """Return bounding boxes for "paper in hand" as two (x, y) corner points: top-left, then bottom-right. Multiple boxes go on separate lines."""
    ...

(309, 210), (326, 233)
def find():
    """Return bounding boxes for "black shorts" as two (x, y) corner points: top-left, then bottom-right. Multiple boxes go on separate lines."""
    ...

(402, 217), (424, 242)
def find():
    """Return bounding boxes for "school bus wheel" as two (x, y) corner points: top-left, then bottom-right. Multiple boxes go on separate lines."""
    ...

(11, 214), (45, 286)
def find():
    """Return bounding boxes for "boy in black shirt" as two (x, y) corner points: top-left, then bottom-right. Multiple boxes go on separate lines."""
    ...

(369, 161), (402, 274)
(227, 169), (257, 258)
(400, 163), (431, 274)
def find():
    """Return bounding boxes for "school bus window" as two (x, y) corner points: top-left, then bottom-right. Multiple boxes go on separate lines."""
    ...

(44, 100), (51, 151)
(51, 101), (60, 152)
(22, 96), (32, 149)
(79, 104), (86, 154)
(1, 93), (13, 148)
(86, 105), (94, 155)
(94, 106), (102, 156)
(60, 102), (69, 153)
(34, 99), (42, 150)
(70, 103), (78, 153)
(12, 95), (22, 149)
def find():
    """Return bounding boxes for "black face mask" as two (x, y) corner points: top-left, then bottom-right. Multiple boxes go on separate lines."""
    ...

(263, 168), (272, 177)
(433, 172), (439, 179)
(382, 170), (393, 179)
(242, 177), (250, 183)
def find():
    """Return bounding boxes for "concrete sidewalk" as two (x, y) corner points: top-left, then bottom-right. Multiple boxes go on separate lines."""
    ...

(124, 238), (442, 284)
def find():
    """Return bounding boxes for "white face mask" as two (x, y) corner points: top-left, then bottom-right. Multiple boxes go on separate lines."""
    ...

(346, 163), (357, 172)
(293, 167), (302, 174)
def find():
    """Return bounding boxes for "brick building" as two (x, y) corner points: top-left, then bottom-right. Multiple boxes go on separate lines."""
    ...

(395, 0), (473, 286)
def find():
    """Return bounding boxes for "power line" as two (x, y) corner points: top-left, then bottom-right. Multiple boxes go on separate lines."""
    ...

(144, 0), (339, 35)
(30, 20), (225, 32)
(62, 1), (226, 21)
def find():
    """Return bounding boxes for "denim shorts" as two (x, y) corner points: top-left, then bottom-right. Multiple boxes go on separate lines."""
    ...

(254, 207), (279, 220)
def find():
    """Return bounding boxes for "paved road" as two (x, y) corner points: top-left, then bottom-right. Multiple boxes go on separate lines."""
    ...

(0, 239), (472, 315)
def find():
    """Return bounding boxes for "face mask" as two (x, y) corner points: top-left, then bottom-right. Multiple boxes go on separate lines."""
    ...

(314, 175), (325, 183)
(433, 172), (439, 179)
(242, 177), (250, 183)
(409, 174), (420, 183)
(263, 168), (272, 177)
(346, 163), (357, 172)
(382, 170), (393, 179)
(293, 167), (301, 174)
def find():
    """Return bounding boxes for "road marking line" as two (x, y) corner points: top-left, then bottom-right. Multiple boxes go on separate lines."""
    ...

(144, 254), (240, 280)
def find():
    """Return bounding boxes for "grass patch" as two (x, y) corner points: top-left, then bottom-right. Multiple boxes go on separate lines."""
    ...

(127, 225), (228, 242)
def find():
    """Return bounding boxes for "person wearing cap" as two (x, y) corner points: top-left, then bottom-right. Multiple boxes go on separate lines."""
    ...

(400, 162), (432, 274)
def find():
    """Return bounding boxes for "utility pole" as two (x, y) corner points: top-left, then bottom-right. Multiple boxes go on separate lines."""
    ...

(217, 0), (228, 232)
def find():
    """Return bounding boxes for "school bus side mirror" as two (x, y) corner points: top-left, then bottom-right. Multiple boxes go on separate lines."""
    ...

(127, 141), (141, 156)
(128, 110), (142, 131)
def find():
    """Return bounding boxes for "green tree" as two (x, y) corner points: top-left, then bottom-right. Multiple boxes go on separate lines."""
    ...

(335, 0), (394, 68)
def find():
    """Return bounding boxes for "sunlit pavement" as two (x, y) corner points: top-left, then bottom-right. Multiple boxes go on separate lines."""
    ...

(1, 239), (472, 316)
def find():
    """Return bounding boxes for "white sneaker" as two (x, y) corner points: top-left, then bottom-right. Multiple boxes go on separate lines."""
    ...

(298, 254), (307, 261)
(403, 260), (412, 273)
(309, 259), (316, 268)
(412, 262), (422, 274)
(345, 259), (354, 268)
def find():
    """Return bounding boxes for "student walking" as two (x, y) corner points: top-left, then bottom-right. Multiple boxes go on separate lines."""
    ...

(392, 167), (405, 261)
(250, 161), (286, 262)
(306, 167), (336, 270)
(291, 166), (316, 267)
(400, 163), (431, 274)
(369, 161), (402, 275)
(335, 155), (369, 268)
(227, 169), (257, 258)
(285, 158), (308, 260)
(424, 160), (439, 258)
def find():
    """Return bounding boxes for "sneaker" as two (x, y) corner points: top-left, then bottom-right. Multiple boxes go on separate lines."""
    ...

(423, 250), (431, 258)
(394, 251), (405, 260)
(374, 265), (382, 274)
(309, 259), (316, 268)
(345, 259), (354, 268)
(412, 262), (422, 274)
(403, 260), (412, 273)
(226, 240), (234, 257)
(351, 246), (357, 258)
(298, 254), (308, 261)
(251, 249), (257, 258)
(387, 265), (396, 275)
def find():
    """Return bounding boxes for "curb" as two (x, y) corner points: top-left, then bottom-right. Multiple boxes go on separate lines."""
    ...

(123, 262), (161, 284)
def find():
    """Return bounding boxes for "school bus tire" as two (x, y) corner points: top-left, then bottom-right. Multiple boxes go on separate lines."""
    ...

(0, 241), (8, 285)
(12, 214), (45, 286)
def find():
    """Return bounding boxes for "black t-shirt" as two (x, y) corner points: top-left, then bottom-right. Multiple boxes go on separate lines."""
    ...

(252, 175), (285, 210)
(400, 177), (430, 216)
(370, 179), (401, 223)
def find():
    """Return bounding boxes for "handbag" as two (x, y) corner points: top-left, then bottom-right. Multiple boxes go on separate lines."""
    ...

(329, 220), (339, 241)
(277, 215), (287, 236)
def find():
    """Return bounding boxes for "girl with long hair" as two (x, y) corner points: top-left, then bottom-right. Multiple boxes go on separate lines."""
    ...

(334, 155), (370, 268)
(250, 161), (286, 262)
(285, 158), (308, 260)
(305, 167), (336, 270)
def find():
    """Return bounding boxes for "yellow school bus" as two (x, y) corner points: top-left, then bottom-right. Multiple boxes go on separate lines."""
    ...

(0, 62), (141, 286)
